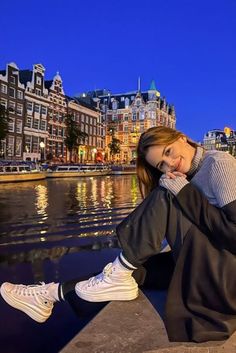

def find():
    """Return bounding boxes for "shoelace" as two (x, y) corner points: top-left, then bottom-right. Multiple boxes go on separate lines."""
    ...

(88, 263), (114, 287)
(13, 282), (51, 299)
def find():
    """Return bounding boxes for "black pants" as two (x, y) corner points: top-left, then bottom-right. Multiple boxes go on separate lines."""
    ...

(61, 187), (192, 316)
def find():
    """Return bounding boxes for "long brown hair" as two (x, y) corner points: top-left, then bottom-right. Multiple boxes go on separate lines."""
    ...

(136, 126), (198, 198)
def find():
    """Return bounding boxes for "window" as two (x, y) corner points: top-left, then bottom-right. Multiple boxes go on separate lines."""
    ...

(40, 120), (46, 130)
(36, 88), (41, 96)
(7, 136), (14, 156)
(32, 136), (38, 153)
(124, 114), (128, 121)
(81, 114), (84, 122)
(25, 135), (31, 153)
(0, 99), (7, 109)
(41, 106), (47, 115)
(140, 111), (145, 120)
(132, 113), (136, 121)
(10, 76), (15, 84)
(36, 77), (42, 85)
(112, 101), (117, 110)
(27, 101), (33, 111)
(1, 84), (7, 94)
(15, 137), (22, 156)
(34, 104), (40, 113)
(9, 87), (15, 98)
(86, 116), (89, 124)
(17, 90), (23, 99)
(26, 117), (32, 128)
(124, 125), (129, 132)
(9, 101), (15, 112)
(90, 117), (93, 125)
(125, 98), (129, 108)
(16, 104), (23, 115)
(90, 126), (93, 134)
(33, 119), (39, 129)
(8, 118), (15, 132)
(16, 120), (22, 133)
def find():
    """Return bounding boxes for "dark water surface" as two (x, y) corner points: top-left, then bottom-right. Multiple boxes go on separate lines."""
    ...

(0, 175), (142, 353)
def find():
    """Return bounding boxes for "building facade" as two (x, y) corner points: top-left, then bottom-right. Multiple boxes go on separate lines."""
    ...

(0, 62), (25, 160)
(19, 64), (49, 161)
(203, 128), (236, 156)
(67, 97), (105, 163)
(86, 81), (176, 162)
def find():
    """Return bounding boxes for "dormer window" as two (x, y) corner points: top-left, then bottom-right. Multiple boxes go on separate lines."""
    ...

(36, 77), (42, 85)
(125, 98), (129, 108)
(112, 101), (117, 110)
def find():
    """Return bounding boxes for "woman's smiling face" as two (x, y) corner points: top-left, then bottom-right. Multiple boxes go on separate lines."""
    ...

(145, 136), (196, 174)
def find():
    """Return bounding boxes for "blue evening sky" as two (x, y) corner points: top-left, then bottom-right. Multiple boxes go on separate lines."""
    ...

(1, 0), (236, 141)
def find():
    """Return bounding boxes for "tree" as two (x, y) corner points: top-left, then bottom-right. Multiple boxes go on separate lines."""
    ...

(0, 105), (9, 158)
(64, 114), (88, 162)
(108, 129), (121, 161)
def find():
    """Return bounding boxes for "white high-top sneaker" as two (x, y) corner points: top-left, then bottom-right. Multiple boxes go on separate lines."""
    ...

(0, 282), (59, 323)
(75, 257), (139, 302)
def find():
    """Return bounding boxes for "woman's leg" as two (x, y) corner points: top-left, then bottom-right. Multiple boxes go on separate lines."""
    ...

(75, 187), (192, 302)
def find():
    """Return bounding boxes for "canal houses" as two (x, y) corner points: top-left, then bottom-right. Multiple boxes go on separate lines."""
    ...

(45, 73), (67, 162)
(0, 61), (177, 163)
(0, 63), (25, 160)
(19, 64), (49, 162)
(67, 96), (105, 163)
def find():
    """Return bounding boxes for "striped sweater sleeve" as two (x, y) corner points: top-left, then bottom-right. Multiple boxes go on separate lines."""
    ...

(209, 158), (236, 207)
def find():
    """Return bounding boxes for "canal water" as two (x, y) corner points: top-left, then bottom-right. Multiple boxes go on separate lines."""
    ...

(0, 175), (142, 353)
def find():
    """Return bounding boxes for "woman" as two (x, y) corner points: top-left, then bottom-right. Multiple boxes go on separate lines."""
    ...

(1, 126), (236, 342)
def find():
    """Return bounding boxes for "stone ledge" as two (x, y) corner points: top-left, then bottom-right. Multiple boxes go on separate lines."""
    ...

(60, 291), (236, 353)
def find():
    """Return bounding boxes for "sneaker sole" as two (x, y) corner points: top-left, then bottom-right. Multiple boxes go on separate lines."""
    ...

(75, 286), (139, 302)
(0, 286), (51, 323)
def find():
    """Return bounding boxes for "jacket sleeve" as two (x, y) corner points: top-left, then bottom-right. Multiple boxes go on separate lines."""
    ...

(176, 183), (236, 253)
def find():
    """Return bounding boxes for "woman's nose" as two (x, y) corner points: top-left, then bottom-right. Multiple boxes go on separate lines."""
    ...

(164, 157), (175, 170)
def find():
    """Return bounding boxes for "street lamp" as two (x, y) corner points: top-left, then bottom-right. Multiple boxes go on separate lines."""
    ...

(39, 141), (45, 162)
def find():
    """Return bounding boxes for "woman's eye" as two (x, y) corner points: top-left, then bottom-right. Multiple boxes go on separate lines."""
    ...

(165, 148), (171, 156)
(158, 162), (164, 170)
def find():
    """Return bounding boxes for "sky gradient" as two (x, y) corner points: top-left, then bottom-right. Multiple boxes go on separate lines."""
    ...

(1, 0), (236, 141)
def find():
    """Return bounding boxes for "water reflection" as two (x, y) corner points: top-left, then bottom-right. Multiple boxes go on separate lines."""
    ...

(0, 175), (141, 279)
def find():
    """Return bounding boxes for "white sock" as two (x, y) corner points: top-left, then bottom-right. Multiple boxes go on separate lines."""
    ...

(113, 253), (137, 272)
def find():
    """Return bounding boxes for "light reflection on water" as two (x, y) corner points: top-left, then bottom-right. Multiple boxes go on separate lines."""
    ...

(0, 175), (141, 252)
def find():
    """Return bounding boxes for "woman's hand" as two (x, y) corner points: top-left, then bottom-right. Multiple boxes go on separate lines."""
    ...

(163, 171), (187, 179)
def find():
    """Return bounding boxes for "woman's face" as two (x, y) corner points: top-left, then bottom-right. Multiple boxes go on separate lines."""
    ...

(145, 136), (196, 174)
